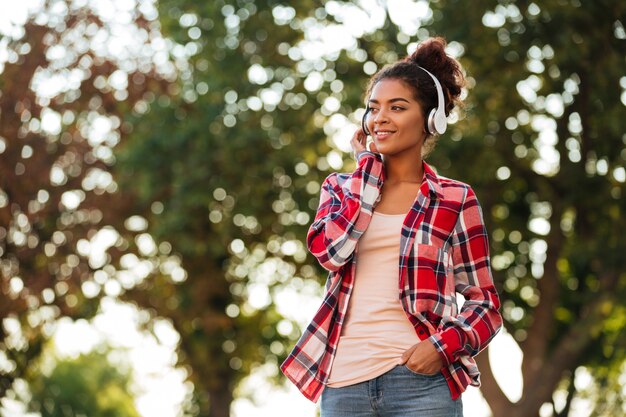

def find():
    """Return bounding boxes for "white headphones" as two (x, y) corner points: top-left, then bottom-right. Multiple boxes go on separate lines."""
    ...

(362, 66), (447, 136)
(417, 66), (447, 135)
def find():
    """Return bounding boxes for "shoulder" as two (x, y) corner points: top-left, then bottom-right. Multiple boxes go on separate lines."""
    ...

(436, 175), (478, 203)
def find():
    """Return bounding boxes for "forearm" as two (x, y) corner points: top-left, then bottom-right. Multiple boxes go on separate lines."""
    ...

(429, 285), (502, 366)
(429, 186), (502, 365)
(307, 151), (383, 271)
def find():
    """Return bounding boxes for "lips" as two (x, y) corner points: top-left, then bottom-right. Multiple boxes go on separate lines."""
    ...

(374, 130), (396, 139)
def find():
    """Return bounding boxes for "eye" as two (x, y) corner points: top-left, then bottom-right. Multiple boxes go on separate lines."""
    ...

(369, 107), (380, 114)
(391, 105), (405, 111)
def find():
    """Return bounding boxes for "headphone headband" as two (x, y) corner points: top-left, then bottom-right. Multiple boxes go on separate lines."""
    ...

(416, 66), (447, 135)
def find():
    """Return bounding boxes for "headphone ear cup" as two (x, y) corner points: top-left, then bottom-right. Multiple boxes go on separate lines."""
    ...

(416, 66), (447, 135)
(427, 108), (447, 135)
(362, 108), (371, 135)
(433, 108), (447, 135)
(427, 108), (437, 135)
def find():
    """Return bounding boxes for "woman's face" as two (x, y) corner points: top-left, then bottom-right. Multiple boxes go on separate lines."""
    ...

(365, 78), (427, 157)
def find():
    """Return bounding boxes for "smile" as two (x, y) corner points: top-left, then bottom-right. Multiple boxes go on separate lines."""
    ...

(374, 130), (396, 139)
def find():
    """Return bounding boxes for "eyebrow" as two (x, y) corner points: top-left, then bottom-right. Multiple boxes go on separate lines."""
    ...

(368, 97), (411, 104)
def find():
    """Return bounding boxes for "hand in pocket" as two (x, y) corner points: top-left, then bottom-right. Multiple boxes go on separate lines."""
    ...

(400, 340), (443, 375)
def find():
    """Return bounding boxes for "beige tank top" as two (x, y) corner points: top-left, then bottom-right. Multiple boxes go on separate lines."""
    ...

(327, 211), (421, 387)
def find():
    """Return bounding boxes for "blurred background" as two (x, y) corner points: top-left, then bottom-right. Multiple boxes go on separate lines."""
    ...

(0, 0), (624, 416)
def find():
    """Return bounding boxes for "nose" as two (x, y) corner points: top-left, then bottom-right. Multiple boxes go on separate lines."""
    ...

(373, 109), (389, 125)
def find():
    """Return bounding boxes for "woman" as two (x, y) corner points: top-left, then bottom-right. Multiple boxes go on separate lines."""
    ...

(281, 37), (502, 416)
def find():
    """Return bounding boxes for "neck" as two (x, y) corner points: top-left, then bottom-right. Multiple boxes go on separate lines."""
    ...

(382, 151), (424, 183)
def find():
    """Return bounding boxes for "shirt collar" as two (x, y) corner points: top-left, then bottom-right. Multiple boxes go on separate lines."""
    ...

(422, 161), (444, 200)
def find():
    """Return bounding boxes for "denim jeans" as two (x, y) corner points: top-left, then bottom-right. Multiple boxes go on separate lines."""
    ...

(320, 365), (463, 417)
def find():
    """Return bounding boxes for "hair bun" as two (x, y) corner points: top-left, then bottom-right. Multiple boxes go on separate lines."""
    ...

(406, 37), (448, 68)
(406, 37), (464, 114)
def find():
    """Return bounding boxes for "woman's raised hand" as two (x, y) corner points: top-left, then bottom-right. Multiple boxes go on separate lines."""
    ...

(350, 128), (378, 159)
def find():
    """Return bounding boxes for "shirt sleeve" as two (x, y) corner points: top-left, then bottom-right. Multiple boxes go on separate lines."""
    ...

(428, 186), (502, 366)
(306, 150), (384, 271)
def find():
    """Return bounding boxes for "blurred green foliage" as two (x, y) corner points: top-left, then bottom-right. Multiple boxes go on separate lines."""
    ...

(0, 0), (169, 402)
(1, 0), (624, 416)
(114, 2), (333, 415)
(27, 349), (139, 417)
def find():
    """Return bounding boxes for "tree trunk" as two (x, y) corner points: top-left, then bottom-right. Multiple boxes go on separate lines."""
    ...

(479, 291), (616, 417)
(207, 384), (233, 417)
(475, 349), (512, 417)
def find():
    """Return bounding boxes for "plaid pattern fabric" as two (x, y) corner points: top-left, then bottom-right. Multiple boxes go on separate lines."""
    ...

(281, 151), (502, 402)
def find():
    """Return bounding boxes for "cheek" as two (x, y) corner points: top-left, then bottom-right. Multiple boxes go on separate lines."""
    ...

(401, 114), (425, 135)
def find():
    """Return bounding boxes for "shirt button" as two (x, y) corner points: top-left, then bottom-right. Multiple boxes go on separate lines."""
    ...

(418, 329), (425, 335)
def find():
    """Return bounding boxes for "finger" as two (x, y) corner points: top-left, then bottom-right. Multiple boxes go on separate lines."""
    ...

(353, 128), (367, 146)
(401, 344), (418, 363)
(350, 130), (367, 155)
(369, 141), (378, 153)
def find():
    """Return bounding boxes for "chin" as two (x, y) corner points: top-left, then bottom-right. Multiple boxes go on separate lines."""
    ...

(375, 145), (396, 155)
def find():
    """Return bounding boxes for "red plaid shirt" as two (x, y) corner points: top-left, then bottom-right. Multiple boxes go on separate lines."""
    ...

(281, 151), (502, 402)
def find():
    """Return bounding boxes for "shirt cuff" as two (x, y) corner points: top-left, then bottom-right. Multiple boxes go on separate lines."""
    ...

(356, 150), (381, 164)
(428, 327), (464, 367)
